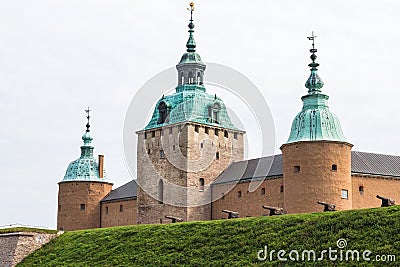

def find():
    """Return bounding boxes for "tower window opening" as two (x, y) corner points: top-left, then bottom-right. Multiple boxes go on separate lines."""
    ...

(216, 152), (220, 160)
(341, 189), (348, 199)
(173, 145), (176, 151)
(145, 132), (148, 139)
(199, 178), (205, 191)
(215, 129), (219, 136)
(147, 149), (151, 155)
(160, 150), (165, 159)
(238, 191), (242, 198)
(200, 142), (203, 149)
(208, 102), (221, 124)
(234, 132), (238, 140)
(332, 164), (338, 171)
(205, 127), (209, 134)
(261, 188), (266, 195)
(80, 204), (86, 211)
(169, 127), (173, 134)
(151, 131), (156, 138)
(294, 166), (301, 173)
(280, 185), (284, 193)
(359, 186), (364, 194)
(158, 180), (164, 204)
(195, 125), (199, 133)
(224, 130), (228, 138)
(197, 72), (202, 85)
(188, 71), (194, 84)
(120, 205), (123, 212)
(180, 72), (184, 85)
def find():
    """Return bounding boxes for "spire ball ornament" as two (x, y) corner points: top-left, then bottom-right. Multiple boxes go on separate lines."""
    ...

(305, 31), (324, 93)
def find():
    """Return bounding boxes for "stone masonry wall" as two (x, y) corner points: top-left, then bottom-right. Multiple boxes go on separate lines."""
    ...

(0, 232), (59, 267)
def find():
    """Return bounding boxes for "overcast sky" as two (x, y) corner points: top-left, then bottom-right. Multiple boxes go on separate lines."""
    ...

(1, 1), (399, 229)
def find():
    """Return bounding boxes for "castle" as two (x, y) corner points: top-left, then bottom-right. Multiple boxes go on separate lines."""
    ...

(57, 3), (400, 231)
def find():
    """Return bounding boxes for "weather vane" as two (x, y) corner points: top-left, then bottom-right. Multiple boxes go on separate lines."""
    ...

(85, 106), (91, 132)
(187, 2), (194, 21)
(307, 31), (317, 53)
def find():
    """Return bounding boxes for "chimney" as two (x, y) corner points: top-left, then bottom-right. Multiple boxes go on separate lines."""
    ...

(98, 155), (104, 178)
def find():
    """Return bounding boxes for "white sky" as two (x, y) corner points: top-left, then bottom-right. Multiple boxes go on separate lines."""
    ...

(1, 1), (399, 229)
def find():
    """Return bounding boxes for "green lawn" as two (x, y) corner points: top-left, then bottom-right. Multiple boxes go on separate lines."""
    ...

(0, 227), (57, 234)
(18, 206), (400, 266)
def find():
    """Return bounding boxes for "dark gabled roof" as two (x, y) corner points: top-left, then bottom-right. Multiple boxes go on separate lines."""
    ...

(101, 180), (137, 202)
(212, 151), (400, 185)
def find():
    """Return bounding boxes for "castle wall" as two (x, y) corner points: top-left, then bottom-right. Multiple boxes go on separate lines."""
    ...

(100, 199), (137, 228)
(0, 232), (59, 267)
(137, 123), (244, 224)
(351, 175), (400, 209)
(282, 141), (353, 214)
(57, 181), (112, 231)
(211, 177), (284, 220)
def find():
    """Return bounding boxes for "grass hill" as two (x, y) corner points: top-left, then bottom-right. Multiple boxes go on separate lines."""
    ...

(18, 206), (400, 266)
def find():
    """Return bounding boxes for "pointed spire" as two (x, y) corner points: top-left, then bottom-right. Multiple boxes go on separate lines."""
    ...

(186, 2), (196, 52)
(82, 107), (93, 146)
(305, 31), (324, 93)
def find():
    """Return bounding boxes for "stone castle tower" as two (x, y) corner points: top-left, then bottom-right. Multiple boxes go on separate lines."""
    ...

(281, 37), (353, 214)
(136, 3), (245, 224)
(57, 110), (113, 231)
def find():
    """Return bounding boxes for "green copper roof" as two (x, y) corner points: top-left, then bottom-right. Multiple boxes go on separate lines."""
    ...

(61, 112), (110, 183)
(286, 42), (346, 144)
(144, 3), (239, 131)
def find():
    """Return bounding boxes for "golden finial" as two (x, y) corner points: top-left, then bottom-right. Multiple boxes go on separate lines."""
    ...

(187, 2), (194, 20)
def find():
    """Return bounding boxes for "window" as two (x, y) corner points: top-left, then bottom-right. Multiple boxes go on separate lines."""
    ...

(294, 166), (301, 173)
(197, 72), (202, 85)
(105, 206), (108, 215)
(200, 142), (203, 149)
(145, 132), (148, 139)
(238, 191), (242, 198)
(158, 180), (164, 204)
(215, 129), (219, 136)
(180, 72), (184, 85)
(224, 130), (228, 138)
(280, 185), (284, 193)
(80, 204), (86, 211)
(160, 150), (165, 159)
(173, 145), (176, 151)
(199, 178), (205, 191)
(234, 132), (238, 140)
(119, 205), (123, 212)
(147, 148), (151, 155)
(261, 188), (266, 195)
(151, 131), (156, 138)
(216, 152), (220, 160)
(157, 101), (170, 124)
(359, 186), (364, 194)
(188, 71), (194, 84)
(208, 102), (221, 124)
(341, 189), (348, 199)
(169, 127), (173, 134)
(205, 127), (209, 134)
(195, 125), (199, 133)
(332, 164), (338, 171)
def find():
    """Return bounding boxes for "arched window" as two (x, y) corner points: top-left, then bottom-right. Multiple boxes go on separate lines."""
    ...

(157, 101), (170, 124)
(180, 72), (184, 85)
(158, 180), (164, 204)
(199, 178), (205, 191)
(188, 71), (194, 84)
(197, 72), (202, 85)
(224, 130), (228, 138)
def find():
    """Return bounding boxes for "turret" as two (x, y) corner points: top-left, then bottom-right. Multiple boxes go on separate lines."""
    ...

(280, 33), (353, 214)
(57, 108), (113, 230)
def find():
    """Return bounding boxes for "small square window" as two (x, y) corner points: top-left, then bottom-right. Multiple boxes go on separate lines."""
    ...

(332, 164), (338, 171)
(80, 204), (86, 211)
(195, 125), (199, 133)
(341, 189), (348, 199)
(120, 205), (123, 212)
(224, 130), (228, 138)
(160, 150), (165, 158)
(294, 166), (301, 173)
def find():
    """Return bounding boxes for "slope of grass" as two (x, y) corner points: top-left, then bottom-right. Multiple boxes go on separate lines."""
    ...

(0, 227), (57, 234)
(18, 206), (400, 266)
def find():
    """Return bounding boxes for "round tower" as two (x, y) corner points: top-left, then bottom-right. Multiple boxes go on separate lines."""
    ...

(57, 109), (113, 231)
(281, 34), (353, 214)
